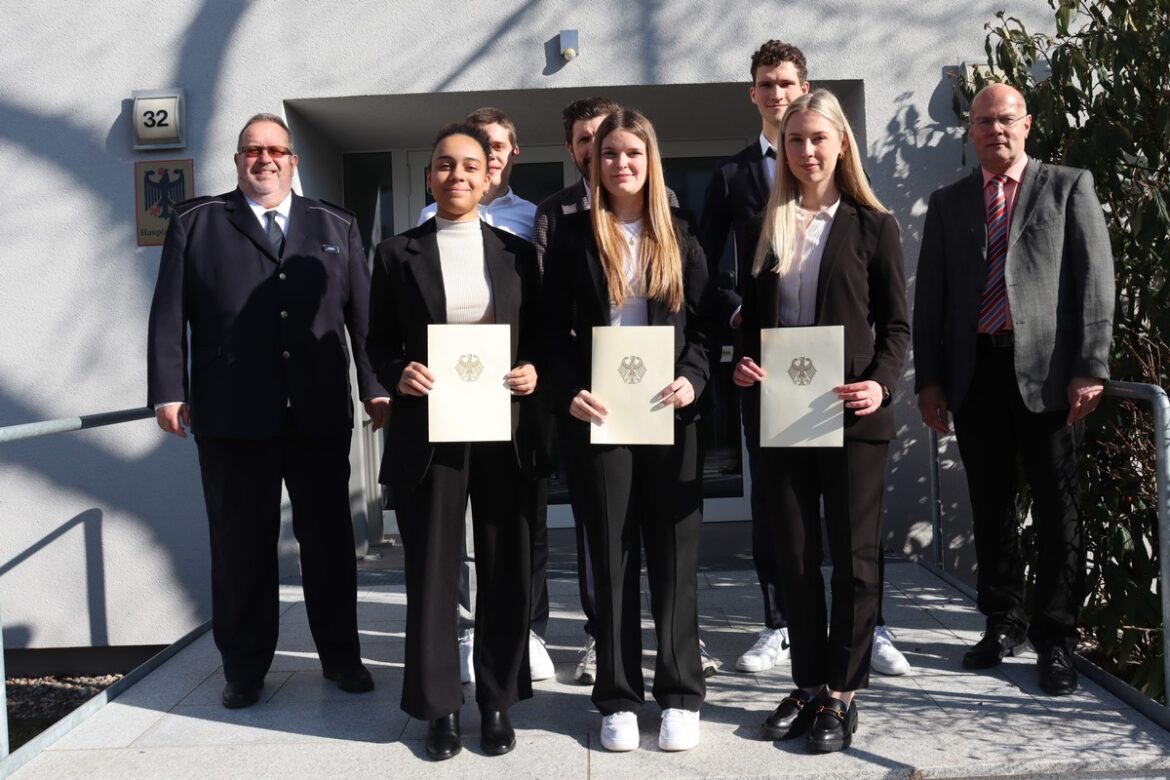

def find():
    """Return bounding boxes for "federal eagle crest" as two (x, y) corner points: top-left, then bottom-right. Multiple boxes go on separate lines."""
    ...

(456, 354), (484, 382)
(617, 355), (646, 384)
(143, 167), (187, 220)
(787, 356), (816, 386)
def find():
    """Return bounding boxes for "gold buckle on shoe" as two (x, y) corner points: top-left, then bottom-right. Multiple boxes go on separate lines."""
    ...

(780, 696), (806, 711)
(815, 704), (846, 721)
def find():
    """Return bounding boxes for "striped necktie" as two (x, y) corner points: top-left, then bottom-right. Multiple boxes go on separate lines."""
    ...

(978, 175), (1009, 333)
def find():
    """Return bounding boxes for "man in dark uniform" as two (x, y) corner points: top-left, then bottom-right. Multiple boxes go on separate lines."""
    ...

(148, 113), (387, 709)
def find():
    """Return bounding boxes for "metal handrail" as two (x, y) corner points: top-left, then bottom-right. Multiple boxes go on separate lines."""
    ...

(0, 407), (153, 445)
(927, 379), (1170, 716)
(0, 406), (155, 764)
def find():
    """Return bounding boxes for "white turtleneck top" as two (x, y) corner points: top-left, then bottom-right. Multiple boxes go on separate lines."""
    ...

(435, 217), (494, 324)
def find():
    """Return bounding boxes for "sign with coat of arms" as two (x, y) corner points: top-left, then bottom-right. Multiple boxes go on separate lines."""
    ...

(134, 159), (194, 247)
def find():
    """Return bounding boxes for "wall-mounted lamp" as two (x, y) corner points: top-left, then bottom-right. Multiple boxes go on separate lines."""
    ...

(559, 29), (580, 61)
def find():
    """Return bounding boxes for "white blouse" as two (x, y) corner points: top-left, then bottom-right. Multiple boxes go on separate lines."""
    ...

(610, 219), (648, 326)
(778, 199), (840, 327)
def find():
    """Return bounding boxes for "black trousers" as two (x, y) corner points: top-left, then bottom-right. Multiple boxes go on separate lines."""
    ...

(195, 418), (360, 685)
(556, 417), (599, 639)
(396, 441), (533, 720)
(565, 420), (705, 715)
(761, 441), (887, 692)
(740, 397), (788, 630)
(952, 339), (1085, 649)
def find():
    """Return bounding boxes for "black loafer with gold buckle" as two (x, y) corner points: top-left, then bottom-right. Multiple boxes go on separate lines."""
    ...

(763, 688), (823, 740)
(805, 698), (858, 753)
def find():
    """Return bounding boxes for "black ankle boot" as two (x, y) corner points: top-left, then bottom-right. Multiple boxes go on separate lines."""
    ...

(426, 712), (461, 760)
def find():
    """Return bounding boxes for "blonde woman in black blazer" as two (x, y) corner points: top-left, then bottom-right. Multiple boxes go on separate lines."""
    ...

(541, 108), (710, 753)
(733, 89), (909, 753)
(367, 123), (540, 761)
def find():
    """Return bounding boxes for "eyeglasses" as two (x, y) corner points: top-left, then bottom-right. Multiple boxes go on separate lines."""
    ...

(239, 145), (294, 159)
(970, 115), (1028, 131)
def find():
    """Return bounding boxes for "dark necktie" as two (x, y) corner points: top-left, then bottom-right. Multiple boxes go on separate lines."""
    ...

(265, 210), (285, 257)
(979, 175), (1009, 333)
(764, 147), (776, 159)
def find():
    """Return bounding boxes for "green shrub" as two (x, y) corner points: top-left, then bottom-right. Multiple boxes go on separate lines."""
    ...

(950, 0), (1170, 702)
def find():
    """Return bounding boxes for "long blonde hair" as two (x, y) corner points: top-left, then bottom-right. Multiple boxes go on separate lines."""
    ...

(589, 108), (683, 313)
(752, 89), (889, 276)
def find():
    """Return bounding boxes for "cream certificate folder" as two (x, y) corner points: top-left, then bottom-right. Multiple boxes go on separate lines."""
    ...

(760, 325), (844, 448)
(590, 325), (674, 445)
(427, 323), (512, 442)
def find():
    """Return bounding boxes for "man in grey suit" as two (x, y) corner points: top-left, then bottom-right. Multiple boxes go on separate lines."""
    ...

(914, 84), (1114, 695)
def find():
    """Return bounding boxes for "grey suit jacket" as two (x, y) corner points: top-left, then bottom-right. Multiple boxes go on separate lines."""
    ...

(913, 159), (1114, 414)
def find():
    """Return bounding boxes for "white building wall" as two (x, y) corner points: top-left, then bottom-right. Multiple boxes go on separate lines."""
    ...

(0, 1), (1054, 649)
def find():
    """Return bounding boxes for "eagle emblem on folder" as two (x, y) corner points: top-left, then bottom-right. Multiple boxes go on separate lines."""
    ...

(618, 356), (646, 384)
(456, 354), (484, 382)
(787, 357), (816, 386)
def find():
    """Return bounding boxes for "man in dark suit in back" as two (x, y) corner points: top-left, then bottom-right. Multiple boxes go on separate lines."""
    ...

(914, 84), (1115, 695)
(697, 41), (805, 676)
(148, 113), (388, 709)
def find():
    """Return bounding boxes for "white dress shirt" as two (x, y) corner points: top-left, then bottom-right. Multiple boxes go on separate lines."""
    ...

(418, 187), (538, 241)
(778, 198), (840, 327)
(759, 133), (778, 189)
(244, 192), (292, 236)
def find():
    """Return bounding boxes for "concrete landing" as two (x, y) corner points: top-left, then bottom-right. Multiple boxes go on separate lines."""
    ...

(13, 560), (1170, 779)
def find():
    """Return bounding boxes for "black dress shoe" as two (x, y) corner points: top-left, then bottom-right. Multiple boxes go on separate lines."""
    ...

(762, 688), (822, 740)
(323, 664), (375, 693)
(962, 628), (1025, 669)
(805, 698), (858, 753)
(426, 713), (461, 761)
(221, 679), (262, 709)
(1037, 644), (1079, 695)
(480, 708), (516, 756)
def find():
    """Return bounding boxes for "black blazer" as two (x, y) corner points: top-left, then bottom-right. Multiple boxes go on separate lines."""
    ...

(735, 196), (909, 442)
(698, 141), (772, 328)
(367, 218), (540, 487)
(540, 211), (710, 427)
(147, 188), (383, 439)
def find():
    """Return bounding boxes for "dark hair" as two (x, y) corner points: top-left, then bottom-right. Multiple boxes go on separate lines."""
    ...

(464, 106), (518, 148)
(750, 40), (808, 83)
(430, 121), (492, 161)
(237, 112), (293, 151)
(561, 96), (621, 144)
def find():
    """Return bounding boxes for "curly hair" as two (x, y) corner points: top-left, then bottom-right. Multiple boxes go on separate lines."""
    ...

(750, 40), (808, 83)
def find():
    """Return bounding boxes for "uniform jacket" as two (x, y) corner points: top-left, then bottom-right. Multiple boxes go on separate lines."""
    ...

(147, 188), (383, 439)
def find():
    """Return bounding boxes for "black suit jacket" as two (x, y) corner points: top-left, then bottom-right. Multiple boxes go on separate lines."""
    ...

(147, 188), (383, 439)
(699, 140), (772, 328)
(367, 219), (540, 487)
(735, 197), (909, 442)
(540, 211), (710, 426)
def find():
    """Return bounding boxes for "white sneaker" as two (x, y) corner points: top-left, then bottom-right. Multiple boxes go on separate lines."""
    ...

(600, 711), (639, 752)
(699, 639), (722, 677)
(872, 626), (911, 675)
(735, 627), (791, 672)
(658, 708), (700, 751)
(459, 631), (475, 684)
(575, 636), (597, 685)
(529, 631), (555, 681)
